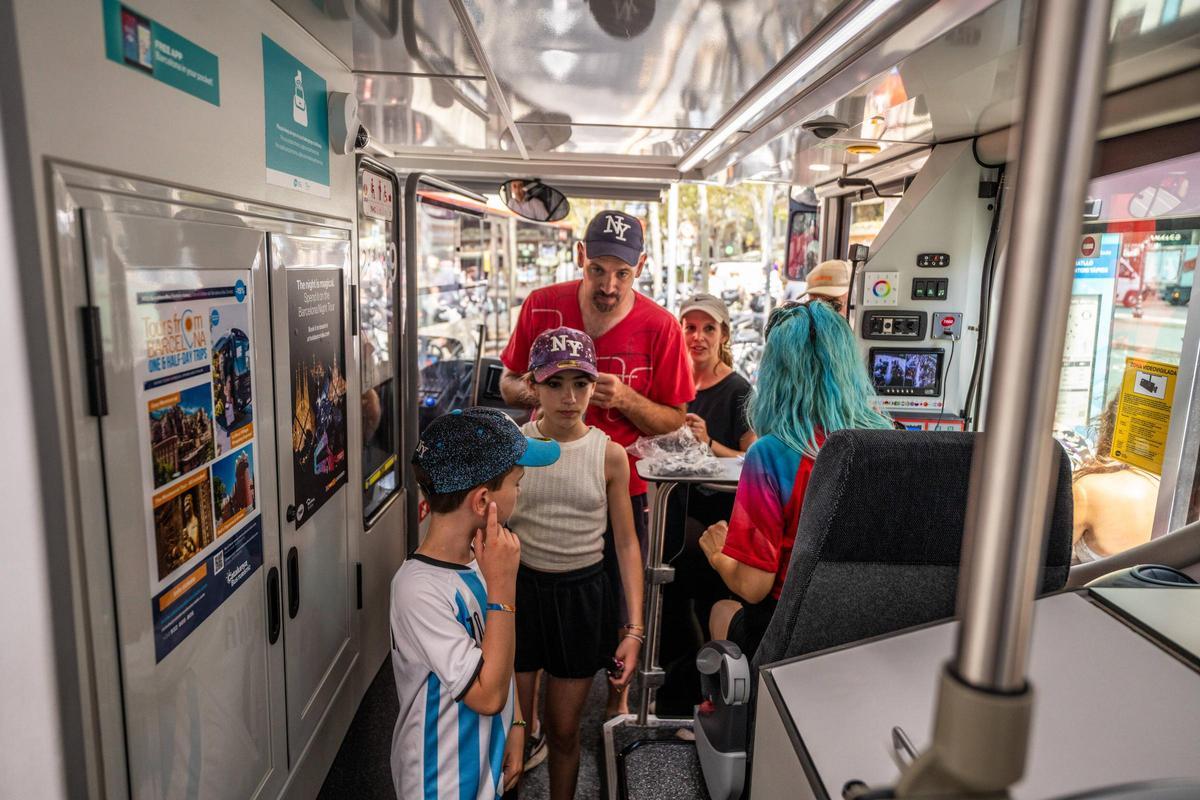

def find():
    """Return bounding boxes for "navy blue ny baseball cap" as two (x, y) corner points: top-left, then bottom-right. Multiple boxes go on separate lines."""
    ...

(412, 408), (560, 494)
(583, 209), (644, 266)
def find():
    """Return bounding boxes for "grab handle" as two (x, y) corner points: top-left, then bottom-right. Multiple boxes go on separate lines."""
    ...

(286, 547), (300, 619)
(266, 567), (282, 644)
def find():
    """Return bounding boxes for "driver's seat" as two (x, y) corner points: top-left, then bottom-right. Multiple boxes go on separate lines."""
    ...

(693, 429), (1074, 800)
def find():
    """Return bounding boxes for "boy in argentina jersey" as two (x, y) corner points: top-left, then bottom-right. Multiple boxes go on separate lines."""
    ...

(392, 408), (560, 799)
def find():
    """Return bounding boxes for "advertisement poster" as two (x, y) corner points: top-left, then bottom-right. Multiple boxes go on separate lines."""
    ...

(1111, 357), (1177, 474)
(288, 270), (347, 528)
(102, 0), (220, 106)
(130, 273), (263, 662)
(262, 35), (329, 197)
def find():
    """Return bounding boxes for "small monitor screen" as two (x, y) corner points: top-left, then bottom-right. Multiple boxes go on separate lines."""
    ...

(869, 348), (944, 397)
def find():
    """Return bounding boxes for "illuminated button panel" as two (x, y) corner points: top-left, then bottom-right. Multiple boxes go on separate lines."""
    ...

(916, 253), (950, 268)
(912, 278), (948, 300)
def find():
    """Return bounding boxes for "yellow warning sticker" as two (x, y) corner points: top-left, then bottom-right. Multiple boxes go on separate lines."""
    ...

(1111, 357), (1177, 474)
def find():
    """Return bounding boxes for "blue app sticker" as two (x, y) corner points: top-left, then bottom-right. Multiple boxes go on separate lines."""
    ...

(210, 308), (220, 328)
(234, 279), (247, 302)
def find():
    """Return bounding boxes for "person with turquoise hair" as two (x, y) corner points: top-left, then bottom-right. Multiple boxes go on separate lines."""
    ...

(697, 299), (894, 657)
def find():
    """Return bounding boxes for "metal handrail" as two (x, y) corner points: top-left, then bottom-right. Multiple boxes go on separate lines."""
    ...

(636, 482), (679, 725)
(953, 0), (1113, 692)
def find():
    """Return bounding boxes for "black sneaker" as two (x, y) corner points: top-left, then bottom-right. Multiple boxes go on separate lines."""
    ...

(524, 729), (548, 771)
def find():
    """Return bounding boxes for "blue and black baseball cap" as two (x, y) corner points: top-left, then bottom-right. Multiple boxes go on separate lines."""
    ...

(583, 209), (644, 266)
(412, 408), (560, 495)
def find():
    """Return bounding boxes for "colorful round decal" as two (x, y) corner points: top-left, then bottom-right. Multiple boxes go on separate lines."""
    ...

(871, 279), (893, 299)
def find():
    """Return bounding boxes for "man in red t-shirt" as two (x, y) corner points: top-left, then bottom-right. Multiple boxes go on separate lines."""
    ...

(500, 208), (694, 715)
(500, 209), (695, 495)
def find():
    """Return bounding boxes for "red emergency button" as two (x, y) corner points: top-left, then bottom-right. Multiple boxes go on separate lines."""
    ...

(941, 317), (954, 327)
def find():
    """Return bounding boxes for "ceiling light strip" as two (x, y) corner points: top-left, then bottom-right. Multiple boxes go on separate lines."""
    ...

(446, 0), (529, 160)
(677, 0), (907, 174)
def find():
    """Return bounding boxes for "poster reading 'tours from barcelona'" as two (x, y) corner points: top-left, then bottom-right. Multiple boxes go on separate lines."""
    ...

(130, 272), (262, 663)
(288, 270), (347, 528)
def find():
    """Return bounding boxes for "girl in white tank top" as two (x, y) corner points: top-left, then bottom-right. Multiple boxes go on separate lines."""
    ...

(507, 327), (644, 800)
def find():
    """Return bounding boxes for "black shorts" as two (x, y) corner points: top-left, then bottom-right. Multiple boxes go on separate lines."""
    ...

(726, 597), (778, 660)
(514, 562), (618, 679)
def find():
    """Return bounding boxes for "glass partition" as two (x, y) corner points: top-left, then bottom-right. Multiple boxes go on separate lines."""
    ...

(415, 200), (486, 432)
(1053, 150), (1200, 559)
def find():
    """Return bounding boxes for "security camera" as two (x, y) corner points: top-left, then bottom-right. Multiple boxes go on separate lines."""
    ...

(354, 125), (370, 151)
(801, 115), (849, 140)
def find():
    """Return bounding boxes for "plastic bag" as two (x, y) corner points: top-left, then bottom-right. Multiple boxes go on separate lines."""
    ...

(627, 426), (724, 477)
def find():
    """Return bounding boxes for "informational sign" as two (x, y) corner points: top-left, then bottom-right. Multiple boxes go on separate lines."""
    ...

(1074, 232), (1120, 279)
(1111, 357), (1177, 474)
(1060, 232), (1120, 429)
(862, 272), (900, 306)
(362, 170), (394, 221)
(1055, 294), (1102, 430)
(288, 270), (347, 527)
(262, 36), (329, 197)
(102, 0), (220, 106)
(130, 273), (262, 662)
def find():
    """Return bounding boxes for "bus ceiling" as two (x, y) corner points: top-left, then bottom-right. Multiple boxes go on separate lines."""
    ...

(278, 0), (1200, 190)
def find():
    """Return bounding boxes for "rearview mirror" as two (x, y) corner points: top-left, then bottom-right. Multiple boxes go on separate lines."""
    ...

(499, 179), (570, 222)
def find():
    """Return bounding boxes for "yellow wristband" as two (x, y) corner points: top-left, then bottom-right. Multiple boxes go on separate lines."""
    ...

(487, 602), (515, 614)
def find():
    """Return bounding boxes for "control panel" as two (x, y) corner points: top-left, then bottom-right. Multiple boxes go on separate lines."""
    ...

(861, 310), (927, 340)
(891, 413), (965, 430)
(916, 252), (950, 268)
(912, 278), (948, 300)
(879, 397), (947, 411)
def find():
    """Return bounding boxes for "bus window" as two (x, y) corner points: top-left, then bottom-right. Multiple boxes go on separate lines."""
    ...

(847, 195), (901, 249)
(359, 168), (400, 523)
(416, 200), (486, 432)
(513, 220), (571, 309)
(485, 219), (510, 353)
(1053, 150), (1200, 559)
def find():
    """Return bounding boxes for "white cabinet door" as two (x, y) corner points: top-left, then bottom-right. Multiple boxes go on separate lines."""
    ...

(82, 209), (288, 800)
(267, 233), (356, 764)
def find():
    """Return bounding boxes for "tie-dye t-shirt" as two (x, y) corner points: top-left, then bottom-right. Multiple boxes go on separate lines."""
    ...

(722, 433), (823, 600)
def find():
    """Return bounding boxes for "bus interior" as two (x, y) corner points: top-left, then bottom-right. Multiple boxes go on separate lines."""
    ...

(3, 0), (1200, 799)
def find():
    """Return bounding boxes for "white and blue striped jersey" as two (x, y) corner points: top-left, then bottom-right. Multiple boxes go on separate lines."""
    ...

(390, 554), (514, 800)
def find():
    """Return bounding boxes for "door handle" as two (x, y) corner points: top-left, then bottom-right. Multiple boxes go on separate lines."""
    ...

(286, 547), (300, 619)
(267, 567), (282, 644)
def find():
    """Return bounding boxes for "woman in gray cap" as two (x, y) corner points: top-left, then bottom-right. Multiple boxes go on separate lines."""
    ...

(678, 292), (757, 458)
(657, 292), (757, 713)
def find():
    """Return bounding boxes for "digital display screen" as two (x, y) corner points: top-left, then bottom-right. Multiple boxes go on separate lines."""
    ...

(869, 348), (944, 397)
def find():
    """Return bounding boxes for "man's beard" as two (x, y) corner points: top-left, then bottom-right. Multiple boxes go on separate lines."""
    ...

(591, 292), (620, 312)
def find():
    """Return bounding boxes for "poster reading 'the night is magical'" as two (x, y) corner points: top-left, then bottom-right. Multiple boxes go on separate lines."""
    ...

(288, 269), (347, 528)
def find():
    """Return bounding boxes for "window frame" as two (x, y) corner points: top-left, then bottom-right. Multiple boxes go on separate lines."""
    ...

(358, 162), (403, 529)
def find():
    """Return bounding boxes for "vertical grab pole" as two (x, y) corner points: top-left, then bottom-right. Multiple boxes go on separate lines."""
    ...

(897, 0), (1112, 793)
(636, 480), (677, 725)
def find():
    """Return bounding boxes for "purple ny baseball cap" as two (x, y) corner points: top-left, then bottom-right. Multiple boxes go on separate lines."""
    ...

(583, 209), (644, 266)
(529, 327), (599, 383)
